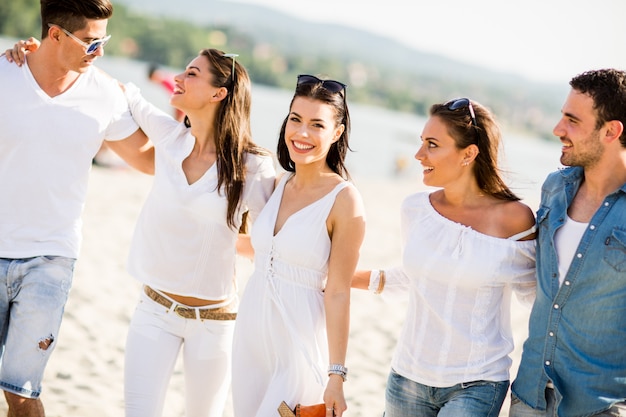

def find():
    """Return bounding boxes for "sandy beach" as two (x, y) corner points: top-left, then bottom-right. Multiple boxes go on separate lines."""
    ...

(1, 163), (535, 417)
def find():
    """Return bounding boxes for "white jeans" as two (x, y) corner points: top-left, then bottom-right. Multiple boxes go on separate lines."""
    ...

(124, 289), (235, 417)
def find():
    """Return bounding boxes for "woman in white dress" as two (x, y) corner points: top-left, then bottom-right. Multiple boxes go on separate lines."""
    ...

(353, 98), (537, 417)
(232, 75), (366, 417)
(122, 50), (275, 417)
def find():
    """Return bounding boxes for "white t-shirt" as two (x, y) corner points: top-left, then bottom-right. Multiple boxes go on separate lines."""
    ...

(371, 192), (536, 387)
(554, 214), (588, 286)
(0, 56), (139, 259)
(124, 84), (276, 299)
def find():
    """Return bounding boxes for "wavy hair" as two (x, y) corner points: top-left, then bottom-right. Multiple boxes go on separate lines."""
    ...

(430, 99), (519, 201)
(186, 49), (270, 229)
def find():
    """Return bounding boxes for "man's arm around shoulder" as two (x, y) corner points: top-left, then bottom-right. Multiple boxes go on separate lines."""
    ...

(106, 128), (155, 175)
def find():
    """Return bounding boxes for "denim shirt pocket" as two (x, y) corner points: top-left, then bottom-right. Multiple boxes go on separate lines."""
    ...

(604, 228), (626, 272)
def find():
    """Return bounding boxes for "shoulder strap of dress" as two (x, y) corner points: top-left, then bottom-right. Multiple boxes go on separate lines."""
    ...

(316, 181), (351, 216)
(508, 225), (537, 241)
(276, 172), (292, 189)
(330, 180), (350, 196)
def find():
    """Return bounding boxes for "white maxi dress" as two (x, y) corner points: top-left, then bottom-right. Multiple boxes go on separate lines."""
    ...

(232, 173), (349, 417)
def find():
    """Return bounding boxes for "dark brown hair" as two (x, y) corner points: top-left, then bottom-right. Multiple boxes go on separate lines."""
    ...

(570, 68), (626, 147)
(186, 49), (270, 229)
(276, 79), (351, 179)
(430, 99), (520, 201)
(40, 0), (113, 38)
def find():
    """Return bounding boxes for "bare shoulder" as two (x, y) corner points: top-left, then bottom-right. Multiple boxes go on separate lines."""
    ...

(498, 200), (536, 239)
(334, 182), (365, 215)
(328, 181), (366, 241)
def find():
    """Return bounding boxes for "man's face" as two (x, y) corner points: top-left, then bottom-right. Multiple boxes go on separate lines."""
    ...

(552, 89), (604, 168)
(53, 19), (108, 73)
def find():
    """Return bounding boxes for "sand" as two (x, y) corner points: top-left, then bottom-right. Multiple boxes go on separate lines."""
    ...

(0, 163), (534, 416)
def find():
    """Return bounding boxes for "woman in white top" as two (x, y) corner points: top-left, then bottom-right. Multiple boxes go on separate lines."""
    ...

(353, 98), (537, 417)
(231, 75), (366, 417)
(122, 50), (275, 417)
(5, 42), (276, 416)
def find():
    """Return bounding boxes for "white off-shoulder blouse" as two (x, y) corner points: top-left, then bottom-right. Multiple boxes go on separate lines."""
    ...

(369, 191), (536, 387)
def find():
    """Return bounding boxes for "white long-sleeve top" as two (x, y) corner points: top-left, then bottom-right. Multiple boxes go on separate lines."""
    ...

(370, 191), (536, 387)
(124, 83), (275, 299)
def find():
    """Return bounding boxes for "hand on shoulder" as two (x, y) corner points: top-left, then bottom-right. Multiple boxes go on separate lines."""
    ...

(4, 37), (39, 66)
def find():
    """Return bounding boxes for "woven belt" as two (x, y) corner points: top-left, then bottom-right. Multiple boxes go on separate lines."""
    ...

(144, 286), (237, 320)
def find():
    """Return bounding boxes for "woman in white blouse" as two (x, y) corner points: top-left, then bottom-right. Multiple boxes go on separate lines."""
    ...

(4, 42), (276, 416)
(122, 50), (275, 417)
(353, 98), (536, 417)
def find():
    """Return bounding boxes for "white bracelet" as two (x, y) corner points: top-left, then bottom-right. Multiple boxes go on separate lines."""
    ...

(374, 270), (386, 294)
(328, 364), (348, 381)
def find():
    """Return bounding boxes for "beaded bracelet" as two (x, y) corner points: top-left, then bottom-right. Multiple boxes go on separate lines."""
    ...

(328, 364), (348, 381)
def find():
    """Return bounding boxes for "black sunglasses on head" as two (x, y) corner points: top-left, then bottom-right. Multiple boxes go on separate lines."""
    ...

(444, 97), (477, 127)
(297, 74), (347, 93)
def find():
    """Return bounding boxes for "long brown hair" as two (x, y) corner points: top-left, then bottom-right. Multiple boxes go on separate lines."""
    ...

(187, 49), (270, 229)
(276, 78), (352, 179)
(430, 99), (519, 201)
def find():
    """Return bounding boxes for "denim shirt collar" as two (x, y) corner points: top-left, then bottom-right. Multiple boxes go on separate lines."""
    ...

(557, 165), (626, 196)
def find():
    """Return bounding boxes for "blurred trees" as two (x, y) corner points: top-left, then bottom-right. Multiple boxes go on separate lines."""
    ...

(0, 0), (41, 39)
(0, 0), (560, 139)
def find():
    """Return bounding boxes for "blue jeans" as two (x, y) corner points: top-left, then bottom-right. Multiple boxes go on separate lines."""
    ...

(0, 256), (75, 398)
(509, 390), (626, 417)
(385, 369), (509, 417)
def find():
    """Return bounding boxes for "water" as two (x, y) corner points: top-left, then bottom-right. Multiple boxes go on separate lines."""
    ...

(96, 56), (562, 198)
(0, 38), (562, 204)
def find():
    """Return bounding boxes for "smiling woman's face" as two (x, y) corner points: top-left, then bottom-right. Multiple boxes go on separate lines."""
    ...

(415, 115), (468, 187)
(284, 96), (344, 168)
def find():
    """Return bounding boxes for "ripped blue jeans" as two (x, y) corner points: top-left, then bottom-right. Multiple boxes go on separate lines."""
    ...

(0, 256), (74, 398)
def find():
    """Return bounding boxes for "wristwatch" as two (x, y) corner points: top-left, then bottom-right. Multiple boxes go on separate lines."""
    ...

(328, 364), (348, 381)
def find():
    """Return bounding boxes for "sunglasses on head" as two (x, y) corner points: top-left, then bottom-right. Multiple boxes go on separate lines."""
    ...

(48, 23), (111, 55)
(297, 74), (347, 93)
(223, 53), (238, 83)
(444, 97), (477, 128)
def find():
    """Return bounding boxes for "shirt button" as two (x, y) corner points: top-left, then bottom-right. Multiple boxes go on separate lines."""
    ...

(554, 304), (559, 309)
(545, 360), (551, 366)
(576, 253), (582, 258)
(604, 202), (609, 207)
(564, 281), (570, 286)
(549, 332), (554, 336)
(590, 225), (596, 230)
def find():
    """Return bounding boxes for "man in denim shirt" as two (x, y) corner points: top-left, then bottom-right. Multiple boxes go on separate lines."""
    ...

(510, 69), (626, 416)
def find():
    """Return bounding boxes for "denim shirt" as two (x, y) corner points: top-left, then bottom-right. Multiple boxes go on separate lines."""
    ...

(511, 167), (626, 417)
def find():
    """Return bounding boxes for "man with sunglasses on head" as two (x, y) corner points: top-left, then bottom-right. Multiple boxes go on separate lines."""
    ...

(510, 69), (626, 416)
(0, 0), (152, 416)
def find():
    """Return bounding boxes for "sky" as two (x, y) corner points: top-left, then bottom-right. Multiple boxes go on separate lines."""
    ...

(233, 0), (626, 84)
